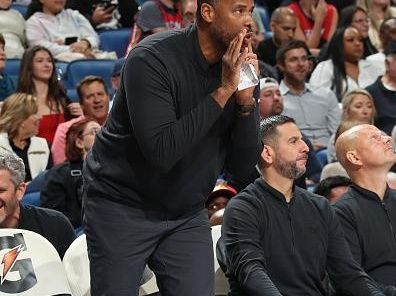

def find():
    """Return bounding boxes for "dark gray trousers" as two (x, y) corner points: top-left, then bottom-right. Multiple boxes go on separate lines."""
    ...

(83, 197), (214, 296)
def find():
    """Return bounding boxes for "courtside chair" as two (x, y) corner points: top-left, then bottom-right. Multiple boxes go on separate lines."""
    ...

(0, 228), (72, 295)
(99, 28), (131, 58)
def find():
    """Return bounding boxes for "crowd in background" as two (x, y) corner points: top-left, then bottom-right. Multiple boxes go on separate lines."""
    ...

(0, 0), (396, 294)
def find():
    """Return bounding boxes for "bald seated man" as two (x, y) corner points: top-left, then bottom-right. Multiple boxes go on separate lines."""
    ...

(256, 7), (297, 66)
(333, 124), (396, 293)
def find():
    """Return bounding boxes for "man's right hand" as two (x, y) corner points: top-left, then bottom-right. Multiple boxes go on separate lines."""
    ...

(212, 29), (249, 108)
(91, 6), (113, 25)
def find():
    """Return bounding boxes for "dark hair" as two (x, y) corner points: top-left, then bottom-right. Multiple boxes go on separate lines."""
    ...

(77, 75), (108, 104)
(65, 118), (95, 162)
(338, 5), (367, 29)
(379, 17), (396, 50)
(327, 27), (349, 101)
(259, 115), (295, 146)
(0, 33), (5, 47)
(25, 0), (43, 19)
(314, 176), (352, 198)
(276, 39), (311, 66)
(17, 46), (68, 114)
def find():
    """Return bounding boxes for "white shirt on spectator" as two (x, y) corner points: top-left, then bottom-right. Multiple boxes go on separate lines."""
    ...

(309, 59), (384, 95)
(280, 81), (341, 148)
(26, 9), (99, 57)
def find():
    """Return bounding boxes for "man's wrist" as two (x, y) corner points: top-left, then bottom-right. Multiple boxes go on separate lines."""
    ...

(236, 97), (256, 116)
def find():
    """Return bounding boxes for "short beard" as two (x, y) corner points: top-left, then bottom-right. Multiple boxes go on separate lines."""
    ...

(274, 157), (306, 179)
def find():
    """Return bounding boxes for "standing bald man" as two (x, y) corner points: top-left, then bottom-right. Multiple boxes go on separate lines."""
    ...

(334, 124), (396, 293)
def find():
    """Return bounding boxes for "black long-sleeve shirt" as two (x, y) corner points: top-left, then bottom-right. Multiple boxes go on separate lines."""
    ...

(83, 24), (260, 219)
(333, 185), (396, 291)
(221, 178), (385, 296)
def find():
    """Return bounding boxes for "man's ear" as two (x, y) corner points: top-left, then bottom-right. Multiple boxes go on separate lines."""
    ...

(15, 183), (26, 202)
(346, 150), (362, 167)
(261, 145), (274, 165)
(200, 3), (215, 23)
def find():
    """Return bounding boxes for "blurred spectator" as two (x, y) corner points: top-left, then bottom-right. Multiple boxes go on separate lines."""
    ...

(314, 176), (352, 204)
(310, 27), (383, 101)
(357, 0), (396, 49)
(0, 152), (75, 258)
(289, 0), (338, 52)
(206, 180), (236, 220)
(0, 93), (50, 181)
(327, 89), (376, 163)
(126, 0), (183, 51)
(41, 118), (100, 229)
(337, 5), (377, 58)
(25, 0), (115, 62)
(17, 46), (82, 145)
(181, 0), (197, 25)
(68, 0), (139, 31)
(257, 7), (297, 67)
(366, 41), (396, 135)
(51, 75), (109, 165)
(0, 0), (26, 58)
(0, 33), (16, 101)
(278, 40), (341, 151)
(334, 123), (396, 290)
(387, 171), (396, 188)
(367, 17), (396, 72)
(251, 15), (264, 52)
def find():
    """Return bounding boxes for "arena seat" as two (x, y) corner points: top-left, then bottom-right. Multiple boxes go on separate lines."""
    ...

(63, 234), (156, 296)
(3, 59), (21, 85)
(0, 228), (72, 295)
(212, 225), (230, 296)
(22, 191), (41, 207)
(65, 59), (115, 90)
(99, 28), (131, 58)
(10, 4), (28, 18)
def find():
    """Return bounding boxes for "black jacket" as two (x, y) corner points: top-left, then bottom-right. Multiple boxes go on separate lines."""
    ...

(220, 178), (385, 296)
(84, 24), (260, 219)
(18, 203), (76, 258)
(334, 185), (396, 291)
(40, 161), (83, 228)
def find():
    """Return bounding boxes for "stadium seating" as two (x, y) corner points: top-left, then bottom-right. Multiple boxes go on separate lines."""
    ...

(3, 59), (21, 86)
(10, 3), (28, 18)
(22, 191), (41, 207)
(99, 29), (131, 58)
(65, 59), (115, 90)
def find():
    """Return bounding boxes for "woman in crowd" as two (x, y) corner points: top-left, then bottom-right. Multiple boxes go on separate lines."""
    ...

(0, 93), (50, 181)
(289, 0), (338, 51)
(357, 0), (396, 49)
(25, 0), (105, 62)
(0, 0), (26, 58)
(17, 46), (82, 145)
(310, 26), (383, 101)
(338, 5), (378, 58)
(327, 89), (376, 163)
(41, 118), (100, 229)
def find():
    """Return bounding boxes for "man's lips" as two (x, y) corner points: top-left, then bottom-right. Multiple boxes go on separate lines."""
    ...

(0, 200), (5, 209)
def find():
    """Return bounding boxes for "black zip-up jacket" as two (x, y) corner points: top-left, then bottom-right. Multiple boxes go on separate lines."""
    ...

(221, 178), (385, 296)
(83, 24), (260, 219)
(333, 185), (396, 291)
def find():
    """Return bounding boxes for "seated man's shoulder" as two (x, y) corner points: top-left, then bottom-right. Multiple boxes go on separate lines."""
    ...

(21, 204), (73, 228)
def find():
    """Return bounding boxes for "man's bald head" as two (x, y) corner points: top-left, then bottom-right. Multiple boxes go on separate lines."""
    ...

(336, 124), (395, 175)
(335, 124), (364, 171)
(271, 7), (295, 24)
